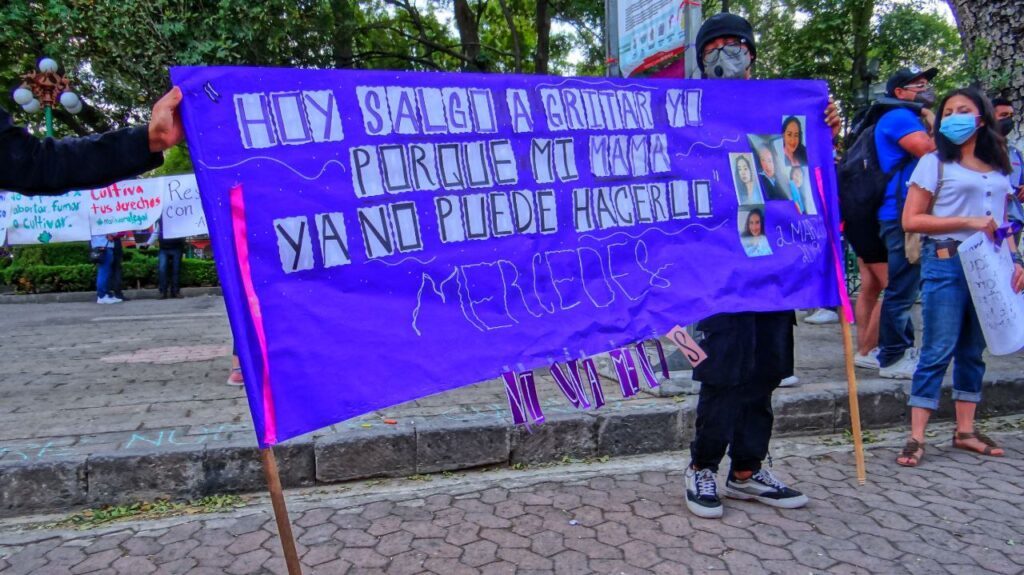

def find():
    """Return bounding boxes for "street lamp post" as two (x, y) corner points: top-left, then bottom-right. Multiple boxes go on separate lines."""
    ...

(12, 57), (82, 138)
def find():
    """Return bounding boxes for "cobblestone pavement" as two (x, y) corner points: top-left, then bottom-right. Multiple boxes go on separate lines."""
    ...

(3, 425), (1024, 575)
(5, 297), (1023, 461)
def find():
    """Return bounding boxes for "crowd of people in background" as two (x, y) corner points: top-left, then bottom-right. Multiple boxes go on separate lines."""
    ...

(840, 69), (1024, 468)
(90, 218), (186, 304)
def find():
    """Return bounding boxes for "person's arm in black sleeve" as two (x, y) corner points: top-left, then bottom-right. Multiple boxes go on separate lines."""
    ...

(0, 107), (163, 195)
(0, 87), (184, 196)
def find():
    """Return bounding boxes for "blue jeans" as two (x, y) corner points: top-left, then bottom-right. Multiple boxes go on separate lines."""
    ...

(908, 241), (985, 410)
(158, 247), (184, 295)
(95, 248), (114, 298)
(878, 220), (920, 367)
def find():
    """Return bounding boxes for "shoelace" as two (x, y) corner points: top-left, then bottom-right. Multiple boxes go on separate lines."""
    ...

(752, 469), (786, 491)
(694, 469), (717, 498)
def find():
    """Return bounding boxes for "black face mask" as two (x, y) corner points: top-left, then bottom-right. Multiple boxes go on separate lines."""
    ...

(998, 117), (1015, 137)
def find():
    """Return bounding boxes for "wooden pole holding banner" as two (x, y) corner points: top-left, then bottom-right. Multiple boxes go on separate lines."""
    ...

(260, 448), (303, 575)
(838, 309), (867, 485)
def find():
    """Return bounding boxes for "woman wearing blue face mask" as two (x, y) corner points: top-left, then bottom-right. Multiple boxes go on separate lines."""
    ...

(896, 87), (1024, 467)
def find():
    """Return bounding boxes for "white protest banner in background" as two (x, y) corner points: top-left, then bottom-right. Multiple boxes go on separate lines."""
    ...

(157, 173), (208, 238)
(0, 193), (10, 245)
(88, 178), (164, 235)
(5, 192), (92, 244)
(959, 231), (1024, 355)
(613, 0), (701, 78)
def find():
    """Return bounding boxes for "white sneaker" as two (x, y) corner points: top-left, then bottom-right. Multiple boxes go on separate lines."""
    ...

(779, 375), (800, 387)
(685, 467), (723, 518)
(804, 308), (840, 324)
(724, 469), (809, 509)
(854, 348), (880, 370)
(96, 295), (121, 304)
(879, 348), (918, 380)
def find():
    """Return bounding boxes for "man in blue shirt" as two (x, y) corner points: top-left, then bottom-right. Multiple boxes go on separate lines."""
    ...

(875, 67), (937, 379)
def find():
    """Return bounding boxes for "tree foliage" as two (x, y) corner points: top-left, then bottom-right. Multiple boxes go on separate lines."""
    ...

(2, 0), (972, 141)
(1, 0), (603, 137)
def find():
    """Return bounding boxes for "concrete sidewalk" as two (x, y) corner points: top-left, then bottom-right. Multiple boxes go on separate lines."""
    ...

(2, 296), (1024, 517)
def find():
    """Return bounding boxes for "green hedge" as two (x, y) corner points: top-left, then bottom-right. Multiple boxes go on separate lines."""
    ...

(0, 256), (219, 294)
(12, 243), (91, 266)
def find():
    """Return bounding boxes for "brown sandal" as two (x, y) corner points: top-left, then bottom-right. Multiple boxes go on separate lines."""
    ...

(897, 438), (925, 467)
(952, 431), (1004, 457)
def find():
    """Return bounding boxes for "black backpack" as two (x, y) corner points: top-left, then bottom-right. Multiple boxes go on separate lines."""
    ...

(837, 98), (922, 225)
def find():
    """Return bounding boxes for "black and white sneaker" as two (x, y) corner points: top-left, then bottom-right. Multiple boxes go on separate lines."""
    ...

(685, 467), (723, 518)
(724, 468), (808, 509)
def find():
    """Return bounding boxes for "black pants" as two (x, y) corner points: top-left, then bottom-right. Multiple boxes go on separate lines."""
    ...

(689, 311), (795, 474)
(158, 246), (184, 295)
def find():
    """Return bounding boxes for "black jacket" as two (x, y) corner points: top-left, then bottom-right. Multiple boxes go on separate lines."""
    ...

(0, 106), (163, 196)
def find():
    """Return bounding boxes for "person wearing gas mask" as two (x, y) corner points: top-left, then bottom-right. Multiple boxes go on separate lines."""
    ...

(683, 12), (841, 519)
(873, 68), (939, 381)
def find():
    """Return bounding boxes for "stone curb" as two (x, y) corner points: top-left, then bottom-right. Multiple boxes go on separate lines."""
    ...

(0, 286), (222, 304)
(2, 375), (1024, 517)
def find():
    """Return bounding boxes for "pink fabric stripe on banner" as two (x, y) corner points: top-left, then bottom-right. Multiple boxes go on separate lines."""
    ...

(229, 184), (278, 445)
(814, 167), (854, 324)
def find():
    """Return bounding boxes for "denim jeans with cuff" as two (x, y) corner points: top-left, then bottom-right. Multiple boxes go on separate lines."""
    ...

(878, 220), (920, 367)
(908, 240), (986, 410)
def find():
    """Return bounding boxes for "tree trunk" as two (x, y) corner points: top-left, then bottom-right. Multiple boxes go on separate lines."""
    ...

(454, 0), (486, 71)
(849, 0), (874, 111)
(497, 0), (522, 73)
(949, 0), (1023, 116)
(535, 0), (551, 74)
(330, 0), (357, 68)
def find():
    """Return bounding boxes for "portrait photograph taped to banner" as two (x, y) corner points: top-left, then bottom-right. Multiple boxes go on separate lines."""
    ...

(171, 67), (843, 446)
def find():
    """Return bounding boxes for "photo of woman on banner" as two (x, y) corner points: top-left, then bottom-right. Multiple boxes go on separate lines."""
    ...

(730, 152), (765, 207)
(788, 166), (816, 215)
(781, 115), (808, 167)
(740, 208), (773, 257)
(748, 135), (790, 201)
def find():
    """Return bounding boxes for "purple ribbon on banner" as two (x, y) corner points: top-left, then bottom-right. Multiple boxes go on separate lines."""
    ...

(502, 370), (544, 426)
(634, 342), (660, 389)
(582, 358), (605, 409)
(995, 221), (1022, 246)
(549, 360), (592, 410)
(609, 348), (640, 397)
(652, 339), (670, 379)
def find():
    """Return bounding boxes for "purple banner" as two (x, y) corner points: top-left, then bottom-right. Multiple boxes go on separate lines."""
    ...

(170, 67), (842, 446)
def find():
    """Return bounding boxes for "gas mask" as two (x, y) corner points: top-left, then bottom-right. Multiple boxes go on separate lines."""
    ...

(705, 51), (751, 79)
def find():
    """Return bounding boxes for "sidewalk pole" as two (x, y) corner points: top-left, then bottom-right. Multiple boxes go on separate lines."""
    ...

(260, 447), (303, 575)
(838, 311), (867, 485)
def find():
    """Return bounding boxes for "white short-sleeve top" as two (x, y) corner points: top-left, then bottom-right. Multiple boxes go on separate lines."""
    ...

(908, 152), (1014, 242)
